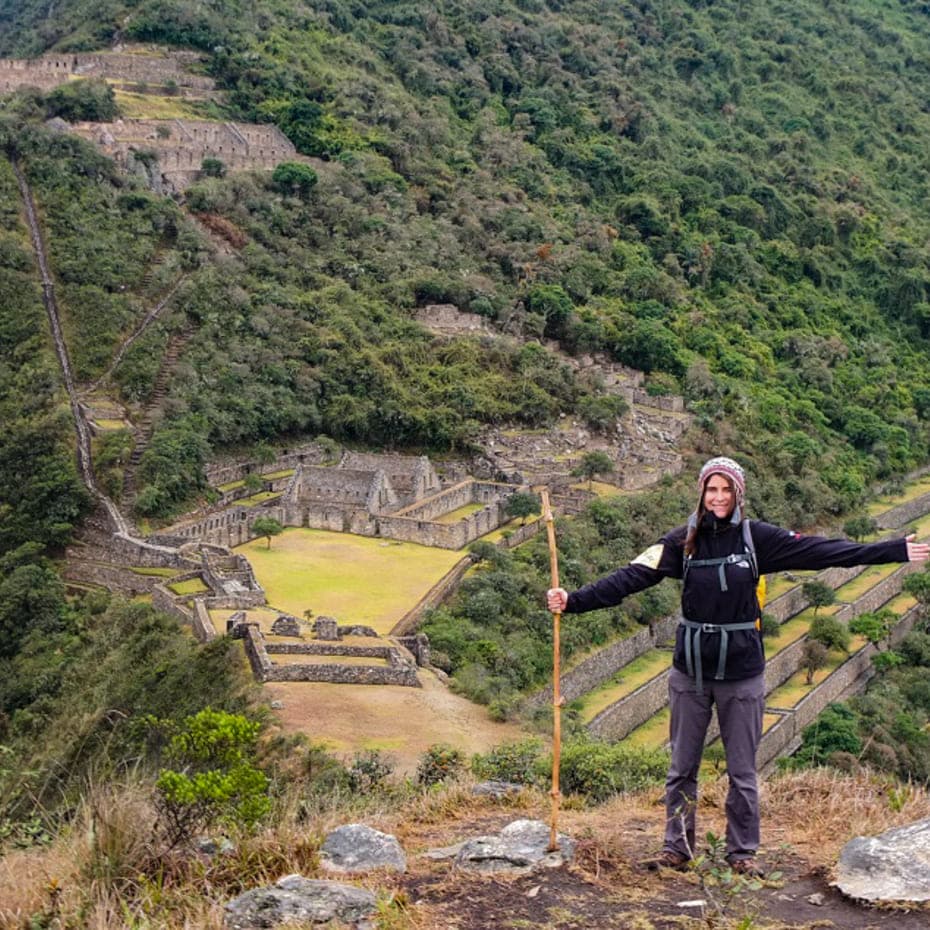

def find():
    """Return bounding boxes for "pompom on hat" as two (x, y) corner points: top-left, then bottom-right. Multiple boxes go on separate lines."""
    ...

(698, 456), (746, 502)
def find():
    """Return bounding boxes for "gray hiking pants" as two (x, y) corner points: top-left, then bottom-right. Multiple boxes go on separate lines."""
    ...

(663, 667), (765, 861)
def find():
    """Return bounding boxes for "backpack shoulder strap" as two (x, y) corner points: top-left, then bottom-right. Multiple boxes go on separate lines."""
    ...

(741, 518), (759, 580)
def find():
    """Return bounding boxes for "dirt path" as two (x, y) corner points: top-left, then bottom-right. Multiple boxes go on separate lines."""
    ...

(264, 669), (525, 773)
(382, 769), (930, 929)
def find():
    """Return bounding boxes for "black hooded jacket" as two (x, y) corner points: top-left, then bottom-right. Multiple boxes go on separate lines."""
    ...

(564, 515), (909, 681)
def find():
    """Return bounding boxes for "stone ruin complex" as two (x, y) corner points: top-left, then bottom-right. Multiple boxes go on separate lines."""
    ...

(227, 612), (428, 688)
(69, 119), (299, 191)
(0, 47), (214, 95)
(168, 449), (519, 551)
(0, 46), (307, 192)
(415, 304), (691, 493)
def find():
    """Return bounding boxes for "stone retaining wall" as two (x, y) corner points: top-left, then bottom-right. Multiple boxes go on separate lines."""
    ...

(528, 614), (680, 710)
(240, 625), (420, 686)
(205, 443), (325, 488)
(0, 50), (215, 94)
(757, 645), (877, 772)
(391, 555), (472, 635)
(764, 564), (864, 621)
(265, 643), (395, 659)
(632, 390), (684, 413)
(587, 666), (671, 742)
(152, 584), (194, 624)
(875, 490), (930, 530)
(379, 504), (502, 549)
(64, 560), (169, 595)
(192, 600), (216, 643)
(833, 563), (919, 622)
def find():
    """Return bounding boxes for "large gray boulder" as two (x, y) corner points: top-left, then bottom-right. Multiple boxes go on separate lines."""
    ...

(835, 816), (930, 902)
(224, 875), (376, 929)
(320, 823), (406, 873)
(455, 818), (575, 874)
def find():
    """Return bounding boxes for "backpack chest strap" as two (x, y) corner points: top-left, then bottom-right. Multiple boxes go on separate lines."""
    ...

(683, 552), (746, 592)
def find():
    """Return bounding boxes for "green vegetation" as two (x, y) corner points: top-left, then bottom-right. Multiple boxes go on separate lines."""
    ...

(238, 527), (462, 633)
(153, 708), (270, 844)
(250, 514), (283, 547)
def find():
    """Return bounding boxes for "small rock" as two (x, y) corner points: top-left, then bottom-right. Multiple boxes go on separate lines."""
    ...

(422, 842), (466, 860)
(320, 824), (406, 874)
(472, 780), (524, 799)
(270, 700), (284, 710)
(455, 819), (574, 874)
(225, 875), (376, 929)
(806, 893), (826, 906)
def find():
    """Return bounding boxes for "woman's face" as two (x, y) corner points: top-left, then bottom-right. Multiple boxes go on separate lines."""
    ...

(703, 474), (735, 520)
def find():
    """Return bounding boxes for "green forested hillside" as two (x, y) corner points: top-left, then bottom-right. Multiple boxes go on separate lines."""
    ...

(4, 1), (930, 518)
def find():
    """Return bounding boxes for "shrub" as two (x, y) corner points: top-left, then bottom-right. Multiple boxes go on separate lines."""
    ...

(152, 708), (270, 845)
(556, 739), (669, 803)
(347, 750), (393, 792)
(271, 162), (318, 199)
(46, 79), (118, 122)
(416, 744), (464, 787)
(471, 738), (543, 784)
(809, 614), (851, 653)
(200, 157), (226, 178)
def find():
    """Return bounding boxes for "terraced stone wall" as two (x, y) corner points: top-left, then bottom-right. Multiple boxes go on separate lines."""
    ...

(528, 613), (680, 710)
(875, 490), (930, 530)
(240, 625), (420, 686)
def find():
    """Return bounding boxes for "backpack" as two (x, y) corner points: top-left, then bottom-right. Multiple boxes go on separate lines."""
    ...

(683, 518), (766, 615)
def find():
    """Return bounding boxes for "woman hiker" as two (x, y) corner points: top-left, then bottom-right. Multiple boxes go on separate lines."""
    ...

(546, 456), (930, 877)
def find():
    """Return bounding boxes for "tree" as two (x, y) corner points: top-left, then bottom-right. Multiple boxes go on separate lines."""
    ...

(802, 580), (836, 617)
(251, 516), (283, 549)
(243, 472), (263, 494)
(802, 639), (828, 685)
(843, 515), (878, 541)
(573, 450), (615, 490)
(200, 157), (226, 178)
(903, 569), (930, 623)
(809, 613), (851, 654)
(272, 162), (318, 199)
(849, 609), (895, 646)
(505, 491), (540, 525)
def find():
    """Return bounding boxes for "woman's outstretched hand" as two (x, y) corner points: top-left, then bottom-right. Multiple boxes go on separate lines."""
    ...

(547, 587), (568, 613)
(905, 534), (930, 562)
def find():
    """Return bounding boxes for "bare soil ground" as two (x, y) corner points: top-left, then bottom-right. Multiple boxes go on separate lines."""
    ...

(264, 669), (525, 772)
(377, 768), (930, 930)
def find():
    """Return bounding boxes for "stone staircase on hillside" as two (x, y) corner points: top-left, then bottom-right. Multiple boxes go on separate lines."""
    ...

(122, 323), (194, 501)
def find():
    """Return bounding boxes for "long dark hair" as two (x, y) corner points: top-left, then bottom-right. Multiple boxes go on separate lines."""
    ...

(684, 473), (738, 557)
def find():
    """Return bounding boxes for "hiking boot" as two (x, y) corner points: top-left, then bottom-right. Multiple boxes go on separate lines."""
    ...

(727, 856), (764, 878)
(642, 849), (691, 872)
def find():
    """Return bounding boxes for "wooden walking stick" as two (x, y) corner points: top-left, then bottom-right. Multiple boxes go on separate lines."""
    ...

(539, 487), (562, 852)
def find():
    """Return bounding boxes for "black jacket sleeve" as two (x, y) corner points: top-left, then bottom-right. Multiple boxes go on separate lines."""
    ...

(751, 520), (909, 574)
(565, 528), (685, 614)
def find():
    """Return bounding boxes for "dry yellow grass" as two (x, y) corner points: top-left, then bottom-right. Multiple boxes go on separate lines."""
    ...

(264, 669), (524, 774)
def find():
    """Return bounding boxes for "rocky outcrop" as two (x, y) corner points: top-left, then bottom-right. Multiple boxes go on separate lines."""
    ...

(320, 824), (407, 874)
(835, 817), (930, 903)
(454, 819), (575, 874)
(224, 875), (376, 929)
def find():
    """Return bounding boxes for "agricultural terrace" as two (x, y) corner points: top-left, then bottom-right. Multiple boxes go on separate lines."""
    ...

(236, 528), (463, 634)
(867, 473), (930, 516)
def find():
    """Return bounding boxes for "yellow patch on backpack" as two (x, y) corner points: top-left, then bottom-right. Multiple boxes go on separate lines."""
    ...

(631, 544), (664, 570)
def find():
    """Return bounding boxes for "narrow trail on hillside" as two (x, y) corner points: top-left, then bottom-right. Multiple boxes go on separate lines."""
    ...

(14, 158), (174, 548)
(89, 272), (188, 392)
